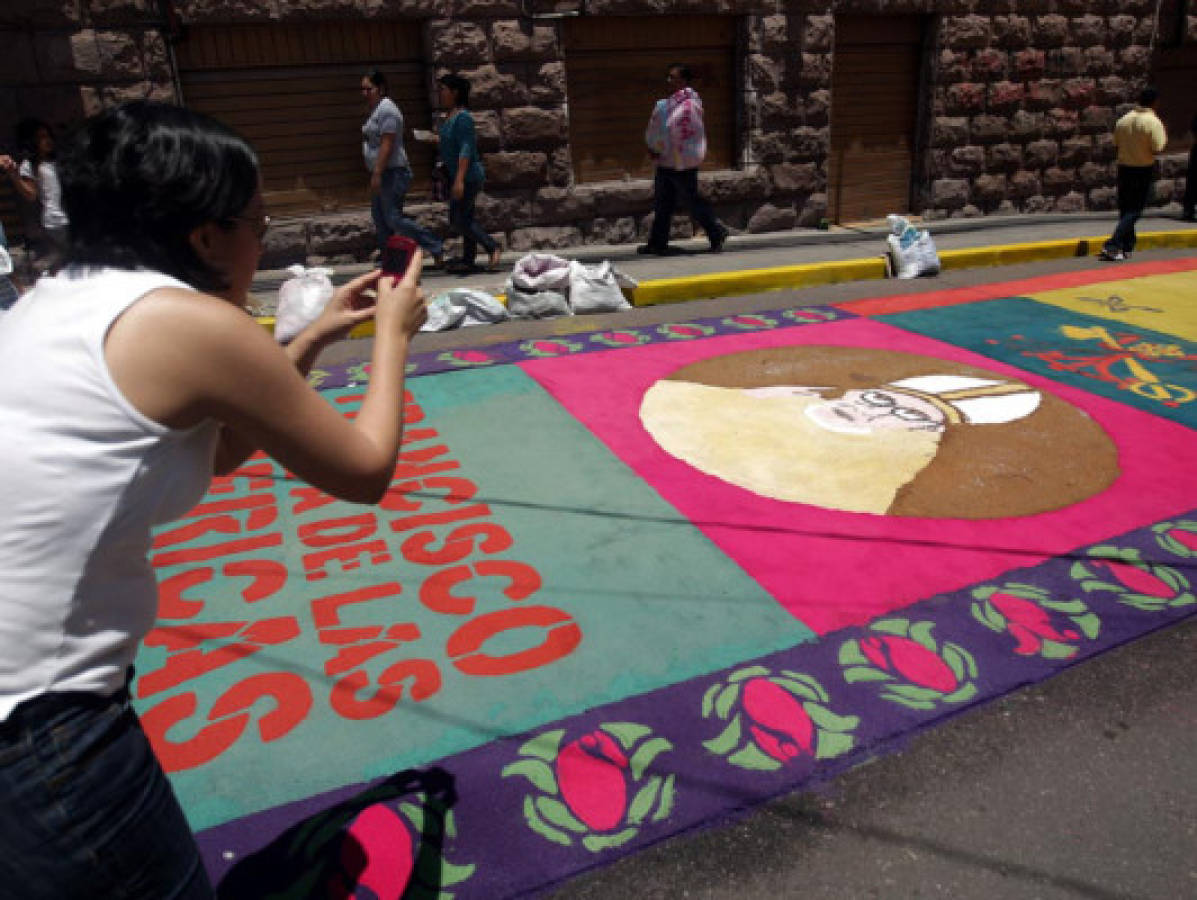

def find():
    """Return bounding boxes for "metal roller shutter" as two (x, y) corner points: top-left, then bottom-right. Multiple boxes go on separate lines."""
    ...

(564, 16), (737, 184)
(175, 21), (434, 217)
(828, 15), (926, 224)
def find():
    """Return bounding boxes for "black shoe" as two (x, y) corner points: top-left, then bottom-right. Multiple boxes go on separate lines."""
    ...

(637, 243), (667, 256)
(709, 226), (729, 253)
(1181, 212), (1195, 222)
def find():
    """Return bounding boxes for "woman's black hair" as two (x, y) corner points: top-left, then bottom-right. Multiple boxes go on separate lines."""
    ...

(438, 73), (471, 109)
(57, 100), (260, 293)
(16, 117), (52, 162)
(365, 69), (387, 94)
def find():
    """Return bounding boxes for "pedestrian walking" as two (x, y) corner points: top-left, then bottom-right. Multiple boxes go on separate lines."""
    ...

(1182, 112), (1196, 222)
(0, 217), (18, 311)
(361, 69), (444, 267)
(434, 73), (500, 275)
(0, 100), (427, 899)
(6, 118), (68, 274)
(638, 63), (728, 257)
(1100, 87), (1167, 261)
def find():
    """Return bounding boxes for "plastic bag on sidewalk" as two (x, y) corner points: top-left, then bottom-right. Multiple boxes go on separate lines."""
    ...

(506, 253), (573, 319)
(885, 215), (939, 279)
(421, 288), (509, 331)
(275, 265), (335, 343)
(567, 260), (635, 314)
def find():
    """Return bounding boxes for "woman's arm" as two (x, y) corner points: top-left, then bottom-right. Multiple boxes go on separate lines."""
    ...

(8, 159), (38, 203)
(370, 132), (395, 196)
(105, 257), (428, 504)
(451, 114), (475, 200)
(210, 269), (382, 475)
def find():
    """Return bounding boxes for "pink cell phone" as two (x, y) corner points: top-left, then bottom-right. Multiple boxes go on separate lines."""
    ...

(381, 235), (418, 280)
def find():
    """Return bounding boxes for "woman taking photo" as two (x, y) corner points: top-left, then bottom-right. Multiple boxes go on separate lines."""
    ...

(0, 101), (426, 898)
(436, 73), (501, 274)
(361, 69), (444, 266)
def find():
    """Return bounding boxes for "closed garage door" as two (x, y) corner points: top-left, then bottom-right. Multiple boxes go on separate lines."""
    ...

(176, 22), (434, 217)
(828, 16), (926, 224)
(564, 16), (738, 183)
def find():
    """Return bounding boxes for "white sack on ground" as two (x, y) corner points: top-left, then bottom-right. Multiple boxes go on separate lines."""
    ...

(567, 260), (636, 314)
(275, 265), (335, 343)
(421, 288), (509, 332)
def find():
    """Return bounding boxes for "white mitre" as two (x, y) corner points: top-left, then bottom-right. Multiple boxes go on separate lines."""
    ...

(886, 375), (1041, 425)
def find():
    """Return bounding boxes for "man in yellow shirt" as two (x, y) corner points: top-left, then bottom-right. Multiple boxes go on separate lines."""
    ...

(1100, 87), (1167, 261)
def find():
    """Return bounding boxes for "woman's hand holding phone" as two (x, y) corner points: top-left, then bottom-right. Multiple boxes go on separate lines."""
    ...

(376, 248), (427, 339)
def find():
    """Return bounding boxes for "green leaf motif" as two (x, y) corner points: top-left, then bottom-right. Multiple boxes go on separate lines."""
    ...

(519, 729), (565, 763)
(884, 683), (944, 702)
(400, 801), (426, 833)
(838, 641), (868, 667)
(971, 585), (996, 601)
(870, 618), (910, 637)
(1040, 640), (1079, 660)
(882, 693), (937, 710)
(627, 776), (661, 825)
(944, 682), (979, 705)
(1070, 561), (1095, 581)
(714, 683), (741, 720)
(772, 676), (821, 703)
(536, 796), (589, 834)
(439, 860), (477, 887)
(582, 828), (638, 853)
(843, 666), (893, 684)
(501, 759), (558, 795)
(628, 737), (672, 781)
(941, 644), (967, 682)
(1040, 597), (1088, 615)
(701, 682), (721, 718)
(815, 729), (855, 761)
(601, 721), (652, 749)
(1007, 582), (1049, 598)
(524, 796), (572, 847)
(780, 670), (829, 701)
(729, 665), (772, 683)
(908, 621), (938, 651)
(1075, 612), (1101, 640)
(653, 774), (676, 822)
(972, 603), (1004, 633)
(727, 743), (782, 772)
(703, 716), (742, 756)
(804, 702), (859, 735)
(443, 808), (458, 840)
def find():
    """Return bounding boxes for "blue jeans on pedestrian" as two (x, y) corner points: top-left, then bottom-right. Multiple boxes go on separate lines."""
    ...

(0, 685), (213, 899)
(447, 178), (496, 266)
(1104, 164), (1154, 255)
(372, 166), (444, 259)
(648, 166), (723, 250)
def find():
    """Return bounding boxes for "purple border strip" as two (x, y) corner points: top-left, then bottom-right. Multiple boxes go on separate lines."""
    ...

(199, 514), (1197, 898)
(306, 306), (854, 390)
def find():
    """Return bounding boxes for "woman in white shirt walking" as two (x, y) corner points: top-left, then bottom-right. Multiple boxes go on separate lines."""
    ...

(6, 118), (68, 273)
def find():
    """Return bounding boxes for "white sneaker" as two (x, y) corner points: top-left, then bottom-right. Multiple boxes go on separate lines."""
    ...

(1098, 248), (1125, 262)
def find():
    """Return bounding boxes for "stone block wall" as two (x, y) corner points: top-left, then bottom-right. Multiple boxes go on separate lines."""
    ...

(2, 0), (1191, 264)
(922, 0), (1193, 219)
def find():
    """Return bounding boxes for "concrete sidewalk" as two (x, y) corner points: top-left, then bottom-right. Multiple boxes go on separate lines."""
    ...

(250, 212), (1197, 315)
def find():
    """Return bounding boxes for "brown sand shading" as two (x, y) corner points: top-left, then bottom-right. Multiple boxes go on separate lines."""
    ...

(655, 346), (1119, 519)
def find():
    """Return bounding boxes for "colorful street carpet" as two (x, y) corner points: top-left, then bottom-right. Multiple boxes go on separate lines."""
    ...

(139, 258), (1197, 898)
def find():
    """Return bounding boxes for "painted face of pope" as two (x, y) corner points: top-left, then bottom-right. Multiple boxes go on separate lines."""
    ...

(639, 375), (1041, 516)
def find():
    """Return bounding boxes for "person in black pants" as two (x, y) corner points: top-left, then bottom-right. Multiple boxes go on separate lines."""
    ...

(1100, 87), (1168, 261)
(638, 64), (728, 256)
(1182, 113), (1196, 222)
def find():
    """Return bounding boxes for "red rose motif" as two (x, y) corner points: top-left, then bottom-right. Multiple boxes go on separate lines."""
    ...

(860, 635), (958, 693)
(1097, 561), (1174, 598)
(455, 350), (491, 363)
(327, 804), (414, 900)
(989, 593), (1079, 655)
(741, 678), (815, 762)
(556, 731), (629, 831)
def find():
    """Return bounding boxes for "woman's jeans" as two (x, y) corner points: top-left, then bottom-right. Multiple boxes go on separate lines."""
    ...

(448, 179), (496, 265)
(372, 166), (444, 258)
(0, 686), (213, 899)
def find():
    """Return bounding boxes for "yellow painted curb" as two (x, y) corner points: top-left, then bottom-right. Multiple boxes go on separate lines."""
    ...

(257, 227), (1197, 329)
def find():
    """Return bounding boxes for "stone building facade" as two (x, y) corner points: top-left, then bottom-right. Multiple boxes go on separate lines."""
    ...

(1, 1), (1193, 266)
